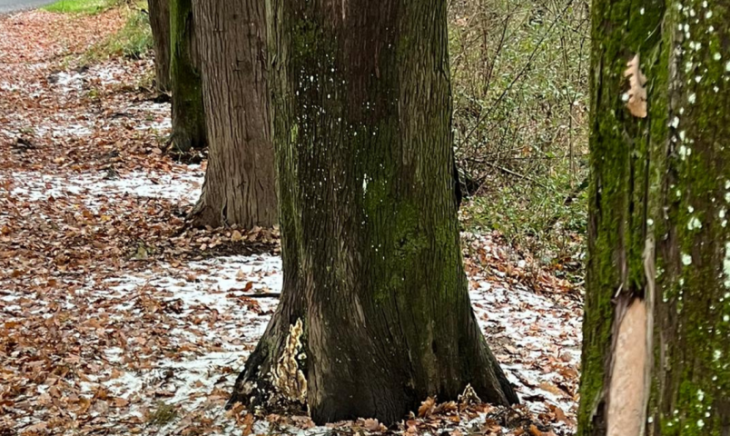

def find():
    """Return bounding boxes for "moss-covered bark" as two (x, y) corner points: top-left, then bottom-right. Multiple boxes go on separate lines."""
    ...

(147, 0), (170, 93)
(228, 0), (517, 425)
(189, 0), (277, 229)
(579, 1), (730, 435)
(169, 0), (206, 153)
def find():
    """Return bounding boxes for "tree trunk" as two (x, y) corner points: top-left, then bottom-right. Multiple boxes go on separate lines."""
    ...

(188, 0), (277, 229)
(578, 1), (730, 435)
(147, 0), (170, 93)
(169, 0), (206, 153)
(228, 0), (518, 425)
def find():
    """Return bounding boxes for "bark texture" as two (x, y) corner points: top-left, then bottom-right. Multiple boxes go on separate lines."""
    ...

(228, 0), (518, 425)
(169, 0), (206, 153)
(148, 0), (170, 93)
(578, 1), (730, 435)
(189, 0), (277, 229)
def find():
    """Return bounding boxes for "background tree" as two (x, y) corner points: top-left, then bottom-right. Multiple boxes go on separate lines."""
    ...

(228, 0), (518, 425)
(189, 0), (277, 229)
(147, 0), (170, 93)
(578, 0), (730, 435)
(169, 0), (206, 153)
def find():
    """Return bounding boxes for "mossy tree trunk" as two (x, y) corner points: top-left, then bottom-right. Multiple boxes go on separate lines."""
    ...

(169, 0), (206, 153)
(189, 0), (277, 229)
(147, 0), (170, 93)
(228, 0), (518, 425)
(578, 1), (730, 435)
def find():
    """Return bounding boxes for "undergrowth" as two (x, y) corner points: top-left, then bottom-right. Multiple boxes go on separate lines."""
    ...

(82, 4), (152, 63)
(449, 0), (590, 281)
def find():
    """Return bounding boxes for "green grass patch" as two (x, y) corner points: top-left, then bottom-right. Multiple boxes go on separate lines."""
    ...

(148, 402), (177, 426)
(83, 7), (152, 63)
(42, 0), (115, 14)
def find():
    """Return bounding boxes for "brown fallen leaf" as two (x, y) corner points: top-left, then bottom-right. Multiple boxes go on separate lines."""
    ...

(623, 54), (648, 118)
(418, 396), (436, 417)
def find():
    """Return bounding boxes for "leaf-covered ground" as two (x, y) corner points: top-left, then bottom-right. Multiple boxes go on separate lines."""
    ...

(0, 8), (583, 436)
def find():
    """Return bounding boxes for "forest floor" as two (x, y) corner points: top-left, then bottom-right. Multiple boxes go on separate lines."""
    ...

(0, 8), (583, 436)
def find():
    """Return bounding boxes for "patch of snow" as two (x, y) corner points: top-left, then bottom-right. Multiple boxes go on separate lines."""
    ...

(6, 167), (203, 207)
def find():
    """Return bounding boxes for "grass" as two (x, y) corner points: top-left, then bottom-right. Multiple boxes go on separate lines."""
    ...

(148, 402), (177, 426)
(82, 5), (152, 64)
(42, 0), (116, 14)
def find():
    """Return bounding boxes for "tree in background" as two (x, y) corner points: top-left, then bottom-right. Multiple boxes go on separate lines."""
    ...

(169, 0), (206, 153)
(227, 0), (518, 425)
(189, 0), (277, 229)
(147, 0), (170, 93)
(578, 0), (730, 435)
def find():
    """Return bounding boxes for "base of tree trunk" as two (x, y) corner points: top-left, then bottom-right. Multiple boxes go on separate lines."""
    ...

(228, 300), (518, 425)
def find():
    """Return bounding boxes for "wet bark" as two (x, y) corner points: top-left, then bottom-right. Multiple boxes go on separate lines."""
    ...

(189, 0), (277, 229)
(578, 1), (730, 435)
(228, 0), (518, 425)
(169, 0), (206, 153)
(147, 0), (170, 93)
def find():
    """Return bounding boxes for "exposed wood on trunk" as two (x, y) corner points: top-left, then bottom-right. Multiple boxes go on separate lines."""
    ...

(189, 0), (277, 229)
(228, 0), (518, 425)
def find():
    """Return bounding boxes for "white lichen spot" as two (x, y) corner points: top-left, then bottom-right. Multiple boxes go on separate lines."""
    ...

(688, 216), (702, 230)
(682, 253), (693, 266)
(698, 419), (705, 429)
(724, 315), (730, 322)
(679, 144), (691, 159)
(363, 174), (368, 193)
(698, 390), (705, 402)
(715, 349), (723, 361)
(689, 93), (697, 104)
(715, 53), (722, 61)
(640, 7), (645, 14)
(671, 117), (680, 128)
(723, 243), (730, 288)
(647, 218), (655, 226)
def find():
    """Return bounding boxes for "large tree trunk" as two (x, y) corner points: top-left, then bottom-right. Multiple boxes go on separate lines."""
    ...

(228, 0), (518, 425)
(147, 0), (170, 93)
(188, 0), (277, 229)
(578, 1), (730, 435)
(169, 0), (206, 153)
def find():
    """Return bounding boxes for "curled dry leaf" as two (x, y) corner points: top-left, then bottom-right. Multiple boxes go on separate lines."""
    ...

(623, 54), (648, 118)
(418, 396), (436, 417)
(362, 418), (384, 432)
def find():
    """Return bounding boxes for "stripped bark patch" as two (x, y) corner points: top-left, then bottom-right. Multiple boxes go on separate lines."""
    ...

(607, 298), (647, 436)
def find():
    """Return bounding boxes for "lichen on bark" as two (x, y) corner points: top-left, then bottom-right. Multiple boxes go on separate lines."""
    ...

(579, 0), (730, 435)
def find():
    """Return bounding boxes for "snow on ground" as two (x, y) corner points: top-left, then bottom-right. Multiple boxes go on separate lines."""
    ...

(0, 8), (582, 435)
(2, 160), (581, 434)
(8, 167), (202, 205)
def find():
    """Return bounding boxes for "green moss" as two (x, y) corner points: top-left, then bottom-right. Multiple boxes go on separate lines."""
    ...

(577, 0), (665, 434)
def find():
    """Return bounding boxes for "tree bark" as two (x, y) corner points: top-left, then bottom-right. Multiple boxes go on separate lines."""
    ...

(578, 1), (730, 435)
(228, 0), (518, 425)
(169, 0), (206, 153)
(147, 0), (170, 93)
(189, 0), (277, 229)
